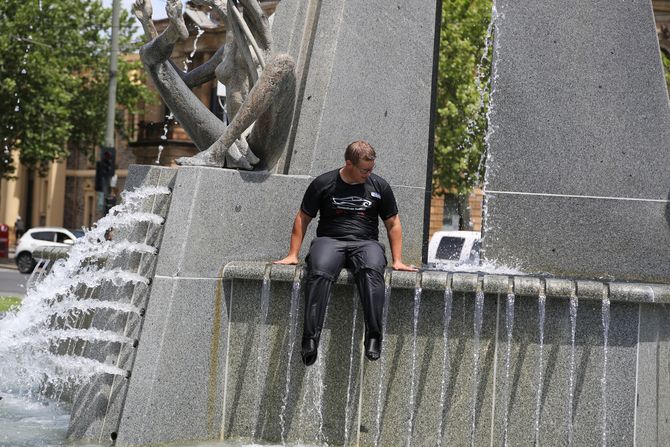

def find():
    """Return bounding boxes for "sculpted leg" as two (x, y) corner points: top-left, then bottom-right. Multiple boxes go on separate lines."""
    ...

(176, 53), (295, 169)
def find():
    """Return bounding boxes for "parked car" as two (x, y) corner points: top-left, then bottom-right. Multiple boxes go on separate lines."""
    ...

(14, 227), (79, 274)
(427, 230), (481, 267)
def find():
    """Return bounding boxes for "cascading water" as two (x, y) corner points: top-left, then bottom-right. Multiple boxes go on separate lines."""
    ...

(533, 293), (546, 446)
(566, 294), (578, 446)
(502, 292), (515, 447)
(0, 185), (170, 396)
(343, 289), (360, 446)
(253, 266), (272, 437)
(601, 292), (610, 447)
(298, 303), (329, 446)
(469, 289), (485, 447)
(279, 272), (302, 445)
(406, 284), (422, 447)
(436, 285), (453, 447)
(373, 276), (392, 447)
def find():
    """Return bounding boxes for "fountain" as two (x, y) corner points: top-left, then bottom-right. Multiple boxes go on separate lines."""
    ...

(3, 0), (670, 446)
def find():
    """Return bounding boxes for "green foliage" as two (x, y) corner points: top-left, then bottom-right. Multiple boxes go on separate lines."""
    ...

(0, 296), (21, 312)
(0, 0), (151, 178)
(434, 0), (492, 195)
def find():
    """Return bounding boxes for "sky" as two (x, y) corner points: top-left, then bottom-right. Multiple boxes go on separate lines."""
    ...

(101, 0), (168, 21)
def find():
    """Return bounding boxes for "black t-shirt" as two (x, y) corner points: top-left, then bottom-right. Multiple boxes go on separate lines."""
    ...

(301, 169), (399, 241)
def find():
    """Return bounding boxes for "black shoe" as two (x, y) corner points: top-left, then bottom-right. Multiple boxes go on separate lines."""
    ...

(301, 338), (318, 366)
(365, 338), (381, 361)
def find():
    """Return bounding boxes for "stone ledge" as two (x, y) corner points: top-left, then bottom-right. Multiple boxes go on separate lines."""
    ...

(221, 261), (670, 303)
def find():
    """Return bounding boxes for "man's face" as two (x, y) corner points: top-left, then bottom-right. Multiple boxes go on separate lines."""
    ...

(347, 159), (375, 183)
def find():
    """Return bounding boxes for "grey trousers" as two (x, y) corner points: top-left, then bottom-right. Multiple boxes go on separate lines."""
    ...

(303, 236), (387, 345)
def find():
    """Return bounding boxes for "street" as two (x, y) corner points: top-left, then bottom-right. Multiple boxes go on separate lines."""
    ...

(0, 267), (29, 297)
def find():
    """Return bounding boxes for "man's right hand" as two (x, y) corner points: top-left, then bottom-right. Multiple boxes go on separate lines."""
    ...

(274, 255), (299, 265)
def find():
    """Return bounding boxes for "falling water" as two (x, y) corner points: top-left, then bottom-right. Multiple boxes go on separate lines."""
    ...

(601, 294), (610, 447)
(343, 289), (360, 446)
(155, 112), (174, 165)
(469, 290), (485, 447)
(566, 295), (578, 446)
(0, 185), (170, 395)
(298, 302), (329, 446)
(502, 292), (515, 447)
(279, 274), (302, 445)
(373, 277), (392, 447)
(406, 286), (422, 447)
(436, 286), (454, 447)
(253, 266), (271, 433)
(533, 294), (546, 445)
(184, 25), (205, 70)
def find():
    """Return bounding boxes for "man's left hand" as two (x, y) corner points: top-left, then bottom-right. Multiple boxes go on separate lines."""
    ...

(392, 261), (419, 272)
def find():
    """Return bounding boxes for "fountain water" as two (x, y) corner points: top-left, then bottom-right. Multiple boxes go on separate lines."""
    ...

(566, 294), (578, 446)
(501, 291), (515, 447)
(405, 280), (422, 446)
(469, 289), (485, 447)
(436, 282), (453, 447)
(0, 185), (171, 397)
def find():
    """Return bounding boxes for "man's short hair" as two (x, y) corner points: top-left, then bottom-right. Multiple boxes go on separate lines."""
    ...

(345, 140), (376, 165)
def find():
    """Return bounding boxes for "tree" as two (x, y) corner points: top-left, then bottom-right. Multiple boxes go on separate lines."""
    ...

(433, 0), (492, 196)
(0, 0), (151, 178)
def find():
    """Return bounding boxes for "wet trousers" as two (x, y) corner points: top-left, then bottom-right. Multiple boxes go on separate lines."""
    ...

(303, 237), (387, 345)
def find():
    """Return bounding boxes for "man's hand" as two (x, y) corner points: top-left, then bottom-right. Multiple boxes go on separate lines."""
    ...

(274, 255), (299, 265)
(392, 260), (419, 272)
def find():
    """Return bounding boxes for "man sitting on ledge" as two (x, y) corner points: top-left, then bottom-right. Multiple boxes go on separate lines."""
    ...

(275, 140), (417, 366)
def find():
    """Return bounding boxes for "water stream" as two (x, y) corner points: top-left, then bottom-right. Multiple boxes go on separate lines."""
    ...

(601, 294), (610, 447)
(566, 294), (578, 446)
(279, 273), (302, 444)
(405, 285), (422, 447)
(533, 293), (546, 445)
(502, 292), (515, 447)
(436, 286), (453, 447)
(373, 278), (392, 447)
(469, 290), (485, 447)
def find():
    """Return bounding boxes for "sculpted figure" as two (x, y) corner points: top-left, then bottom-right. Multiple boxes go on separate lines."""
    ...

(133, 0), (296, 170)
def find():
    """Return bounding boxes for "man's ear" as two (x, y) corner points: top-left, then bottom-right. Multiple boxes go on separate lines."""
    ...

(344, 159), (353, 167)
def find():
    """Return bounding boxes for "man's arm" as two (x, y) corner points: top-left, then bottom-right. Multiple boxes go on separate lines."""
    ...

(383, 214), (418, 271)
(274, 210), (313, 264)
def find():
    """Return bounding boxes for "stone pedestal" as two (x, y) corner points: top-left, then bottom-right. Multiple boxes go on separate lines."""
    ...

(483, 0), (670, 283)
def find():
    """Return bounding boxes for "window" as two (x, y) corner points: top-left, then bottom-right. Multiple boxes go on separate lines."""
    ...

(31, 231), (55, 242)
(55, 232), (73, 244)
(436, 236), (465, 261)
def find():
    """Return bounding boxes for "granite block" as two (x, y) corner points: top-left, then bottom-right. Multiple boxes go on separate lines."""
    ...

(514, 276), (541, 296)
(222, 279), (364, 446)
(156, 168), (425, 279)
(359, 288), (498, 446)
(284, 1), (436, 192)
(492, 295), (638, 446)
(115, 276), (228, 446)
(67, 166), (176, 443)
(482, 193), (670, 283)
(483, 274), (509, 294)
(486, 0), (670, 200)
(452, 273), (479, 293)
(635, 303), (664, 445)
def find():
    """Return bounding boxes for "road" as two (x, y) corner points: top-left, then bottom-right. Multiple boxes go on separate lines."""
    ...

(0, 268), (29, 297)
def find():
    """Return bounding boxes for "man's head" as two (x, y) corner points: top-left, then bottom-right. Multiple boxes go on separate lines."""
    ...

(343, 140), (376, 183)
(345, 140), (376, 165)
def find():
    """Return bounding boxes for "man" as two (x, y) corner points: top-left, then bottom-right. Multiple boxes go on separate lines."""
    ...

(276, 140), (417, 366)
(14, 216), (25, 241)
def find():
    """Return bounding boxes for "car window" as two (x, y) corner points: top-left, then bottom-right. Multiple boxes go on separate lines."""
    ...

(31, 231), (56, 242)
(436, 236), (465, 261)
(55, 232), (74, 244)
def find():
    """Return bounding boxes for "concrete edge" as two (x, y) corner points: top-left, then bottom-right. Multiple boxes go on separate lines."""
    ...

(221, 261), (670, 303)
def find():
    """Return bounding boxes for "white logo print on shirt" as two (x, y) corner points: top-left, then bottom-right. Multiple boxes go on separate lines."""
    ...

(332, 196), (372, 211)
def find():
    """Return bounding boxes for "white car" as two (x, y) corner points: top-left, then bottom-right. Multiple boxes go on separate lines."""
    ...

(15, 227), (78, 274)
(427, 230), (481, 267)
